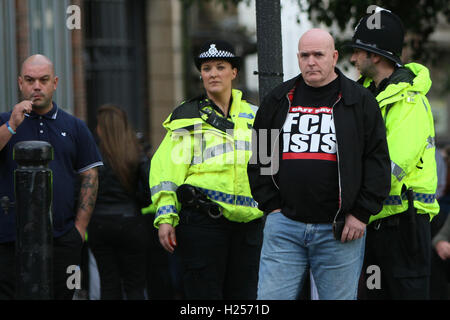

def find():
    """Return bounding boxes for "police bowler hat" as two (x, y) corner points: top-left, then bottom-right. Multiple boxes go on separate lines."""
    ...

(346, 8), (405, 66)
(194, 40), (241, 71)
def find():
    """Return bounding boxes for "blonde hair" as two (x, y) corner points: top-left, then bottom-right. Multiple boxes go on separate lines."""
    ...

(96, 104), (141, 192)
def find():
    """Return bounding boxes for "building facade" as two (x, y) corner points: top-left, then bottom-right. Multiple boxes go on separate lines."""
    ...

(4, 1), (445, 148)
(0, 0), (185, 150)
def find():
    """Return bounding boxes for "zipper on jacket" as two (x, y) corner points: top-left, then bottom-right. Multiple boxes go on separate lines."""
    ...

(277, 92), (343, 221)
(270, 94), (292, 190)
(332, 94), (343, 224)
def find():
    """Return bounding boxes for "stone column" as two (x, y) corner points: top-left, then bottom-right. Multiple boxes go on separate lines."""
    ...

(15, 0), (30, 75)
(70, 0), (87, 121)
(147, 0), (184, 150)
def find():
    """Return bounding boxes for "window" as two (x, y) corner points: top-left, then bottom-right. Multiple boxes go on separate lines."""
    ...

(0, 0), (18, 113)
(84, 0), (148, 133)
(28, 0), (74, 113)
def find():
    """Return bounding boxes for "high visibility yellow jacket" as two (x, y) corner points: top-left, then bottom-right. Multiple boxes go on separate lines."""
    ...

(146, 89), (263, 228)
(361, 63), (439, 223)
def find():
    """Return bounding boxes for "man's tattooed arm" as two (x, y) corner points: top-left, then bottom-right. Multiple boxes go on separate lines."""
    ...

(75, 167), (99, 241)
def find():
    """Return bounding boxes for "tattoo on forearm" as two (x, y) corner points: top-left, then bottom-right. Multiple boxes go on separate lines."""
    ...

(76, 170), (98, 222)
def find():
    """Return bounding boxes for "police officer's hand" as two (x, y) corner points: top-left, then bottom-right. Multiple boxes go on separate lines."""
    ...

(10, 100), (33, 131)
(158, 223), (177, 253)
(435, 241), (450, 260)
(341, 214), (366, 243)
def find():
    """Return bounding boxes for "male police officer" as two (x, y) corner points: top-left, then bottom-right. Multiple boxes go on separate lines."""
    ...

(348, 8), (439, 299)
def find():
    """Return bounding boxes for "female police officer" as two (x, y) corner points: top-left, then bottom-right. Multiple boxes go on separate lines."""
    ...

(149, 40), (264, 299)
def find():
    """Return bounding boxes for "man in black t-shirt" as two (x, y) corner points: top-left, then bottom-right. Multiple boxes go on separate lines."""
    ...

(248, 29), (390, 300)
(280, 75), (340, 223)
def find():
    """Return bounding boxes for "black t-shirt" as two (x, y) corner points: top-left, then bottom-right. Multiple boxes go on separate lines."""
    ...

(278, 76), (340, 223)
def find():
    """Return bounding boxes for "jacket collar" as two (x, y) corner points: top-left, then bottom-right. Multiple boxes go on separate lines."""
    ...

(272, 68), (359, 106)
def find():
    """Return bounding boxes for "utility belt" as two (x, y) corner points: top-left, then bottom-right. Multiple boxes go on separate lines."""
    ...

(371, 188), (417, 231)
(176, 184), (223, 219)
(373, 188), (422, 255)
(371, 213), (401, 230)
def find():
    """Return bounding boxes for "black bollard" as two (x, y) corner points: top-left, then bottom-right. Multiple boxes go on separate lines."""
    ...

(13, 141), (54, 300)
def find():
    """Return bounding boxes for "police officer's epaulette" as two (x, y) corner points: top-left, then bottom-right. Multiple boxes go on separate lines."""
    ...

(170, 96), (202, 122)
(246, 101), (259, 115)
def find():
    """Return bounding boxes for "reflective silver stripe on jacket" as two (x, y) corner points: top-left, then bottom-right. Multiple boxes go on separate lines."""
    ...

(426, 136), (435, 149)
(235, 140), (251, 151)
(248, 103), (259, 115)
(151, 181), (178, 195)
(192, 140), (251, 165)
(421, 97), (428, 112)
(391, 161), (406, 182)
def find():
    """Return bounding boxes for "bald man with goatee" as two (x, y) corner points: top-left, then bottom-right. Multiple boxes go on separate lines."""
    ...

(247, 29), (391, 299)
(0, 55), (103, 300)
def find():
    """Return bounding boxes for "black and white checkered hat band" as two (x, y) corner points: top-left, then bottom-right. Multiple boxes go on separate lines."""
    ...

(195, 43), (240, 70)
(198, 50), (235, 59)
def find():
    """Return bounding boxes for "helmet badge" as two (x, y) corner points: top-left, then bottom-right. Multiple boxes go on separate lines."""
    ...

(208, 44), (219, 56)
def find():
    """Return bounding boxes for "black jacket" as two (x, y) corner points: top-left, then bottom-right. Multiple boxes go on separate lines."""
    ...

(94, 155), (151, 217)
(247, 68), (391, 224)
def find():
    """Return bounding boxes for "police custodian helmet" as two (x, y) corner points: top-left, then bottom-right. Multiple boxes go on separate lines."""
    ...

(347, 7), (405, 67)
(194, 40), (241, 71)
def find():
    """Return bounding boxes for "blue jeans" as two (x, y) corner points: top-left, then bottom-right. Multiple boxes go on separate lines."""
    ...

(257, 212), (365, 300)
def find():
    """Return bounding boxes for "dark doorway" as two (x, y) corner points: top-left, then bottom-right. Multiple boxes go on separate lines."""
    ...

(83, 0), (148, 135)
